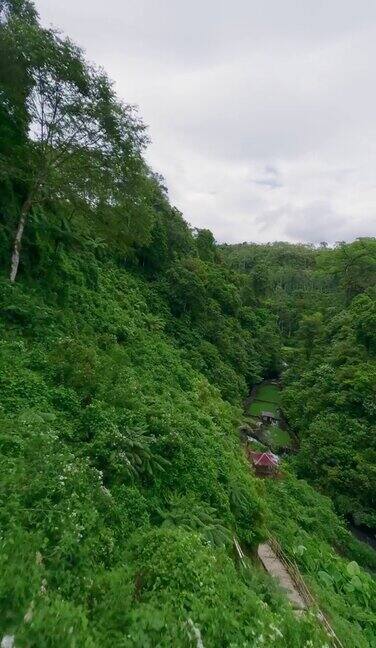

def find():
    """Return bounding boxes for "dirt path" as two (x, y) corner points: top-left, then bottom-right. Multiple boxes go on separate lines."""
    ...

(258, 542), (306, 612)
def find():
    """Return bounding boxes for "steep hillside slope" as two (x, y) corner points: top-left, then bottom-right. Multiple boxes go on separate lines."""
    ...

(0, 247), (375, 647)
(0, 251), (326, 646)
(0, 2), (375, 645)
(222, 240), (376, 532)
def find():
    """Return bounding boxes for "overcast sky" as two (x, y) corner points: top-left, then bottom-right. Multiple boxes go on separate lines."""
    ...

(35, 1), (376, 244)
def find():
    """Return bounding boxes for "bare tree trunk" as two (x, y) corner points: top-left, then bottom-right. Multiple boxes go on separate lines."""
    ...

(9, 197), (32, 283)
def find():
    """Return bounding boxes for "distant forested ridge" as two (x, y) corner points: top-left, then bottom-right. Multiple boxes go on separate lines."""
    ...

(0, 2), (375, 646)
(222, 240), (376, 532)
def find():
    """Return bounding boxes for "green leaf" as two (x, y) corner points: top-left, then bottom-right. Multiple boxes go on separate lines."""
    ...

(346, 561), (360, 577)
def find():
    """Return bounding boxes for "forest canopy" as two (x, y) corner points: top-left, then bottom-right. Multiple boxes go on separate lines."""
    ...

(0, 2), (375, 646)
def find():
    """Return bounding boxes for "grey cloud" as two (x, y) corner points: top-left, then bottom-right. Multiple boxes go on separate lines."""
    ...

(277, 202), (375, 244)
(35, 0), (376, 244)
(254, 167), (282, 189)
(254, 179), (282, 189)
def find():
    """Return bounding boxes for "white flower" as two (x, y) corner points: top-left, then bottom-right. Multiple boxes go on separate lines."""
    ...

(269, 624), (283, 638)
(24, 601), (34, 623)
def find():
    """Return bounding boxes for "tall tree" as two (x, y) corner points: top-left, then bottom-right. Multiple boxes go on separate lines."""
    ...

(333, 239), (376, 304)
(1, 9), (147, 281)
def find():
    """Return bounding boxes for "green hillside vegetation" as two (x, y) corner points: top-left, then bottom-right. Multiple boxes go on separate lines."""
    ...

(0, 2), (375, 646)
(265, 474), (376, 648)
(223, 240), (376, 531)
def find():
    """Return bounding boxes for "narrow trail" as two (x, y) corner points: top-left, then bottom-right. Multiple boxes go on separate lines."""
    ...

(242, 382), (346, 646)
(256, 538), (345, 648)
(258, 542), (306, 614)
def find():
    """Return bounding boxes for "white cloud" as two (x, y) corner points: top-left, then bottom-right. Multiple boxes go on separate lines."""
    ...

(34, 0), (376, 243)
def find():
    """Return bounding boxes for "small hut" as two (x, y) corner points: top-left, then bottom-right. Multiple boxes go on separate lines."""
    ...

(249, 451), (279, 477)
(261, 411), (279, 425)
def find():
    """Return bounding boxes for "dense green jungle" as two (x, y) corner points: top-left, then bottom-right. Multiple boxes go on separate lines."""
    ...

(0, 1), (375, 646)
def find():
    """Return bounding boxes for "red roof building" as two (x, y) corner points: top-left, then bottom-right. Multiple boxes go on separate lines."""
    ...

(249, 451), (279, 477)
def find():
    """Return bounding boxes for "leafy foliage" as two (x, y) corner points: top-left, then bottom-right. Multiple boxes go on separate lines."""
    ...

(0, 2), (375, 646)
(224, 238), (376, 531)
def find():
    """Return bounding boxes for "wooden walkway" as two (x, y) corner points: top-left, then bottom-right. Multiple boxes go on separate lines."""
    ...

(257, 539), (345, 648)
(258, 542), (306, 612)
(234, 535), (344, 646)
